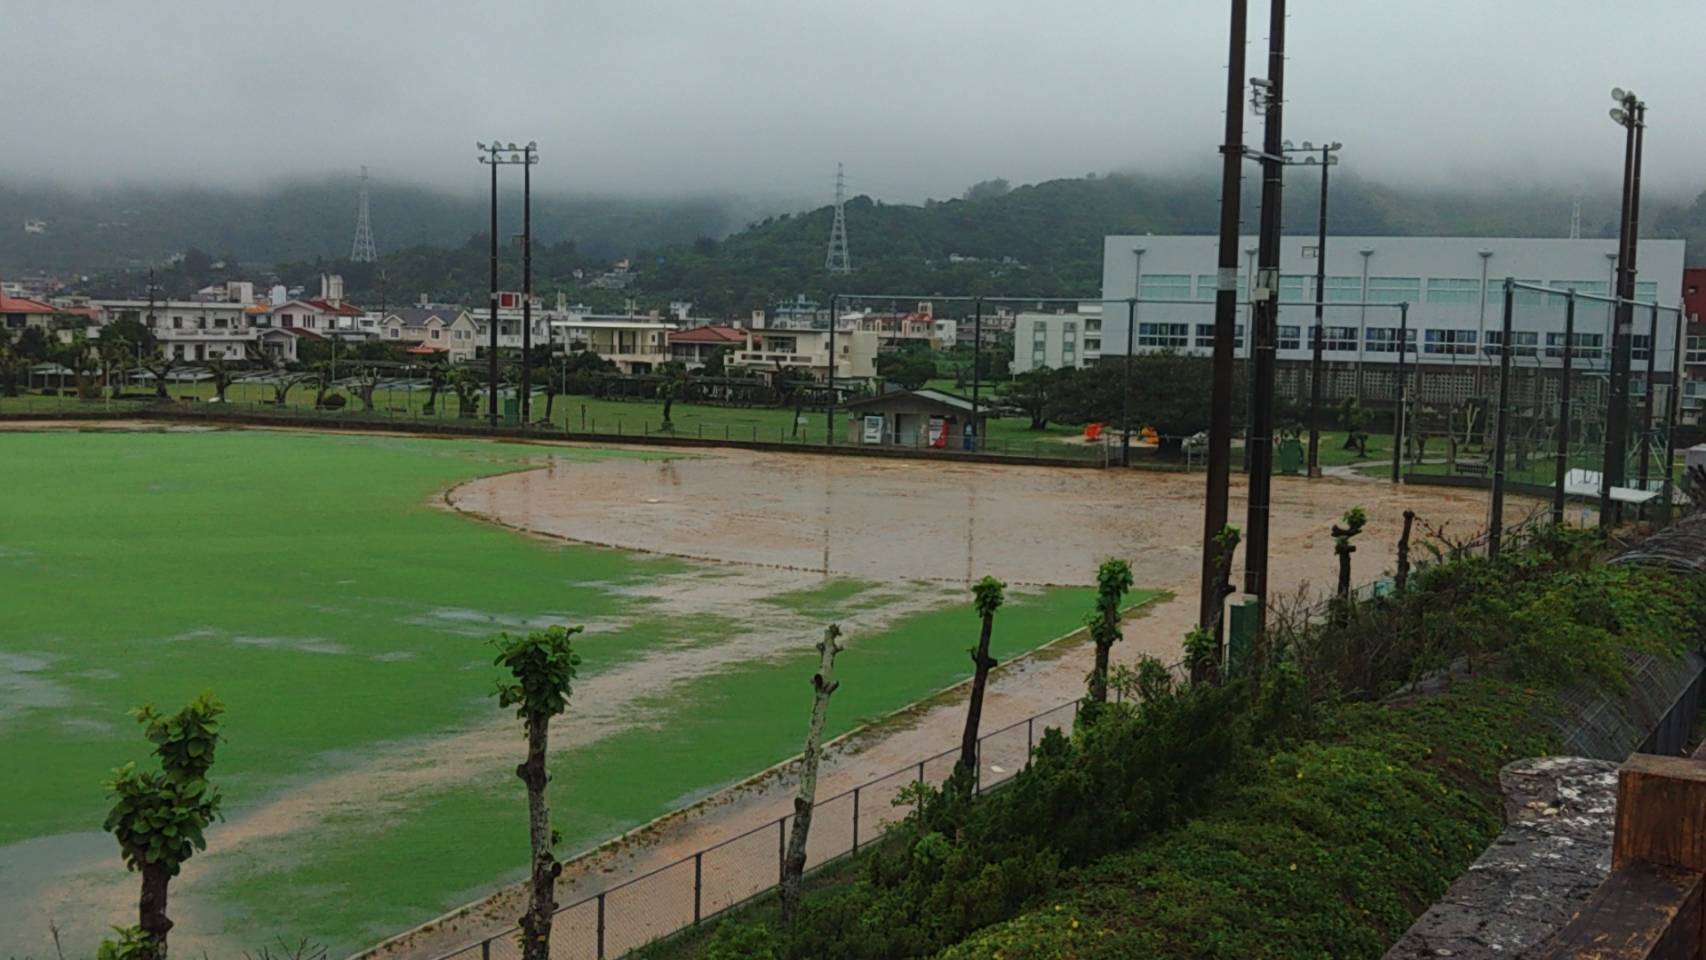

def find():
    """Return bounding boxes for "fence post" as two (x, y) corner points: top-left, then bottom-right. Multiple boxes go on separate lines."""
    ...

(481, 938), (491, 960)
(917, 760), (925, 784)
(974, 739), (982, 795)
(694, 851), (703, 924)
(778, 816), (787, 885)
(1027, 717), (1034, 755)
(852, 786), (861, 852)
(596, 892), (606, 960)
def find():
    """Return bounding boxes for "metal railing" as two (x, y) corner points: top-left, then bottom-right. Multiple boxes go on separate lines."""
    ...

(426, 696), (1100, 960)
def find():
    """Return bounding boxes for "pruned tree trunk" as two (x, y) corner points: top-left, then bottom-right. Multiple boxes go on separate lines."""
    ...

(1089, 608), (1117, 703)
(1395, 510), (1415, 592)
(958, 612), (997, 774)
(139, 862), (171, 960)
(517, 714), (560, 960)
(780, 624), (842, 925)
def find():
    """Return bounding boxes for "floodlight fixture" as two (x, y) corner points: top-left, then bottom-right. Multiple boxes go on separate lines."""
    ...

(1611, 87), (1627, 102)
(1611, 108), (1628, 125)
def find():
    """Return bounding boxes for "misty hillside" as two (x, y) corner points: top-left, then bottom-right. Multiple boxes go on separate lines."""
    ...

(631, 171), (1706, 314)
(53, 171), (1706, 314)
(0, 178), (762, 276)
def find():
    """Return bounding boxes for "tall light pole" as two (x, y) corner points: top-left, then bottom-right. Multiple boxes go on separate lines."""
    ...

(519, 143), (539, 425)
(1197, 0), (1250, 659)
(1124, 247), (1144, 467)
(1285, 140), (1342, 477)
(1601, 89), (1644, 528)
(478, 141), (537, 428)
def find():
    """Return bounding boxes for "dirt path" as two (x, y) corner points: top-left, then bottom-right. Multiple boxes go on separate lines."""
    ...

(360, 449), (1528, 960)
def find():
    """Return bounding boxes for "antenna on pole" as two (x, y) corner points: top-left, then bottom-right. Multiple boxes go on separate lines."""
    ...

(825, 162), (851, 275)
(351, 166), (378, 262)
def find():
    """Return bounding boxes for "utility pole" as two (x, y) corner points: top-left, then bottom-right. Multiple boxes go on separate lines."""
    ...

(969, 297), (983, 451)
(1290, 141), (1342, 477)
(1637, 301), (1659, 516)
(1601, 90), (1644, 528)
(1124, 247), (1144, 467)
(1390, 302), (1409, 484)
(520, 143), (538, 425)
(1198, 0), (1250, 646)
(479, 142), (501, 427)
(1242, 0), (1286, 632)
(827, 296), (838, 444)
(1552, 291), (1576, 525)
(1489, 279), (1515, 557)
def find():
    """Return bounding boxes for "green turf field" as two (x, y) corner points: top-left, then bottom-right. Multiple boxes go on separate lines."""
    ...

(0, 428), (1121, 957)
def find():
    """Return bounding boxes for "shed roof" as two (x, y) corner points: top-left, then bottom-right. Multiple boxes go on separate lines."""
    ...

(843, 388), (980, 415)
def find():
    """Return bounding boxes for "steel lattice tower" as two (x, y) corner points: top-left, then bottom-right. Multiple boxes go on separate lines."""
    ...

(1569, 190), (1583, 239)
(351, 166), (377, 262)
(825, 162), (851, 274)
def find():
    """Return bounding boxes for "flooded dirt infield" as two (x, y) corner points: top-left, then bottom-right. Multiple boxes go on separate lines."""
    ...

(365, 448), (1531, 960)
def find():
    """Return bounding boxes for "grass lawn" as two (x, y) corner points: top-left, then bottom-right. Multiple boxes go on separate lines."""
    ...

(1, 385), (1096, 459)
(0, 428), (1108, 957)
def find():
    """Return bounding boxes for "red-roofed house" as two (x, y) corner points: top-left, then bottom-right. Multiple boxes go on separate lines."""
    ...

(268, 275), (373, 338)
(667, 324), (750, 368)
(1, 291), (75, 334)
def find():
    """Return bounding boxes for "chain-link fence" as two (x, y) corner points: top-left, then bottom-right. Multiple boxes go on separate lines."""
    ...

(424, 693), (1102, 960)
(1331, 279), (1694, 539)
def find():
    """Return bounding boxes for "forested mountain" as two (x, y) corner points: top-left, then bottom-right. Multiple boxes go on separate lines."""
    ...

(631, 171), (1706, 315)
(52, 170), (1706, 314)
(0, 177), (757, 276)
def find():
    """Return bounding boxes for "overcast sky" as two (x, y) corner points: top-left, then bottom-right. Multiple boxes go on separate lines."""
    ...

(9, 0), (1701, 202)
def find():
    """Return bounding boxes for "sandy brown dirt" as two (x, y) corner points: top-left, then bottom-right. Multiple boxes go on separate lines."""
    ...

(358, 450), (1536, 960)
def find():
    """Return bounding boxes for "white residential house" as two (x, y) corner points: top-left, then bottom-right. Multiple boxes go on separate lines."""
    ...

(92, 298), (298, 363)
(548, 311), (676, 373)
(380, 306), (480, 362)
(731, 324), (878, 381)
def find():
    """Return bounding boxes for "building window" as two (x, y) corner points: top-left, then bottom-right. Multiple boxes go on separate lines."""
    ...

(1635, 281), (1659, 302)
(1031, 348), (1046, 366)
(1631, 375), (1647, 398)
(1277, 325), (1301, 350)
(1687, 336), (1705, 364)
(1084, 338), (1100, 352)
(1632, 334), (1651, 362)
(1364, 327), (1417, 354)
(1425, 278), (1482, 304)
(1194, 324), (1245, 348)
(1137, 322), (1189, 348)
(1550, 279), (1608, 298)
(1483, 330), (1539, 357)
(1317, 326), (1358, 351)
(431, 328), (441, 340)
(1032, 328), (1047, 344)
(1423, 329), (1478, 355)
(1138, 275), (1193, 301)
(1684, 380), (1704, 409)
(1279, 275), (1311, 302)
(1545, 332), (1604, 360)
(1367, 277), (1421, 304)
(388, 328), (399, 338)
(1196, 274), (1249, 300)
(1324, 276), (1361, 303)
